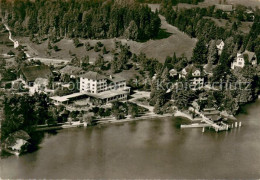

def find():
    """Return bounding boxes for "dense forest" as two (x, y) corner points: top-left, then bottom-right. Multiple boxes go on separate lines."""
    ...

(160, 1), (260, 61)
(0, 0), (161, 41)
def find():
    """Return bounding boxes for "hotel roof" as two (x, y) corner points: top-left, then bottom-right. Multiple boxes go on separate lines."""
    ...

(108, 74), (126, 83)
(85, 89), (129, 99)
(80, 71), (107, 80)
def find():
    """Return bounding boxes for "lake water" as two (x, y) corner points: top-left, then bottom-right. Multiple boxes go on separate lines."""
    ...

(1, 100), (260, 179)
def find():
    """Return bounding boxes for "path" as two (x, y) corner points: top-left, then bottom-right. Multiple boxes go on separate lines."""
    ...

(3, 23), (70, 64)
(3, 24), (14, 43)
(28, 57), (70, 65)
(4, 23), (30, 58)
(128, 91), (154, 112)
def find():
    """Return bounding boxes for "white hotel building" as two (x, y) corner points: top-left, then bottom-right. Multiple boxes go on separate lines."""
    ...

(79, 71), (130, 103)
(51, 71), (131, 105)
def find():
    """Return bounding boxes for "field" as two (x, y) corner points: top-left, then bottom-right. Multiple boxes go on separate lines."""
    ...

(16, 12), (197, 63)
(173, 0), (260, 9)
(203, 17), (253, 33)
(6, 0), (259, 65)
(0, 30), (19, 69)
(0, 31), (18, 55)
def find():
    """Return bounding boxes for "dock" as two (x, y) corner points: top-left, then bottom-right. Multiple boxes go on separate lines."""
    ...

(195, 110), (229, 132)
(181, 123), (212, 128)
(180, 109), (234, 132)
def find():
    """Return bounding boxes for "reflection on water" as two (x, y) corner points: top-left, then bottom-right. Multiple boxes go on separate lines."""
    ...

(1, 100), (260, 179)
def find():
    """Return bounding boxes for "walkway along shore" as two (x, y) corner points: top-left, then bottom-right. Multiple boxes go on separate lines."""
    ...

(36, 113), (174, 131)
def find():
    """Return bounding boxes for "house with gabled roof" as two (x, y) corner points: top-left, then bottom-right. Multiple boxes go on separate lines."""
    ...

(231, 51), (257, 69)
(20, 65), (52, 86)
(216, 40), (224, 55)
(243, 50), (257, 66)
(59, 65), (84, 78)
(179, 65), (204, 90)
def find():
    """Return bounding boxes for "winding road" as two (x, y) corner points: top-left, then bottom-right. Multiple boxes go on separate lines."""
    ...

(3, 23), (70, 64)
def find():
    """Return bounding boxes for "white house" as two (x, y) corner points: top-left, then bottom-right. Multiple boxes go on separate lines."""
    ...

(179, 65), (204, 90)
(216, 40), (225, 55)
(79, 71), (130, 103)
(14, 41), (19, 48)
(169, 69), (178, 77)
(231, 53), (245, 69)
(30, 78), (49, 94)
(231, 51), (257, 69)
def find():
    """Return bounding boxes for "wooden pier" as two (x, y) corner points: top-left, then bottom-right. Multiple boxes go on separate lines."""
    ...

(180, 109), (233, 132)
(195, 110), (229, 132)
(181, 124), (212, 128)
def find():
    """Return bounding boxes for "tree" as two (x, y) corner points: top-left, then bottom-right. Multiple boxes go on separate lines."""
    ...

(232, 22), (238, 31)
(47, 106), (58, 125)
(7, 50), (15, 56)
(48, 41), (52, 49)
(2, 0), (161, 41)
(207, 40), (219, 65)
(96, 41), (103, 47)
(0, 58), (6, 67)
(81, 55), (89, 68)
(172, 89), (197, 110)
(111, 101), (126, 120)
(71, 56), (80, 67)
(16, 51), (26, 64)
(85, 42), (92, 51)
(128, 103), (139, 118)
(73, 38), (80, 48)
(102, 46), (108, 54)
(53, 45), (59, 51)
(95, 54), (105, 69)
(1, 93), (53, 141)
(192, 39), (208, 65)
(94, 44), (100, 52)
(124, 20), (139, 40)
(83, 114), (95, 126)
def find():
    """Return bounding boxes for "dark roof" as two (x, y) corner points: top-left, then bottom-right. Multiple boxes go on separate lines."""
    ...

(208, 115), (222, 122)
(80, 71), (106, 80)
(108, 74), (126, 83)
(185, 65), (200, 74)
(243, 50), (256, 62)
(21, 65), (52, 82)
(60, 65), (83, 75)
(216, 40), (223, 46)
(4, 130), (31, 147)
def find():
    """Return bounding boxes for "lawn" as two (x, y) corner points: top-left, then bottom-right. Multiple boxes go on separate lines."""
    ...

(15, 11), (197, 63)
(0, 32), (18, 55)
(173, 0), (260, 9)
(204, 17), (253, 34)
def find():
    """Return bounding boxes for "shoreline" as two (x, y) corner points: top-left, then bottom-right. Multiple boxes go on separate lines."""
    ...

(97, 113), (173, 125)
(36, 112), (178, 131)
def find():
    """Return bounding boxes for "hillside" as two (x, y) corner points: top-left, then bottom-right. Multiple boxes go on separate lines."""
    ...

(15, 13), (196, 63)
